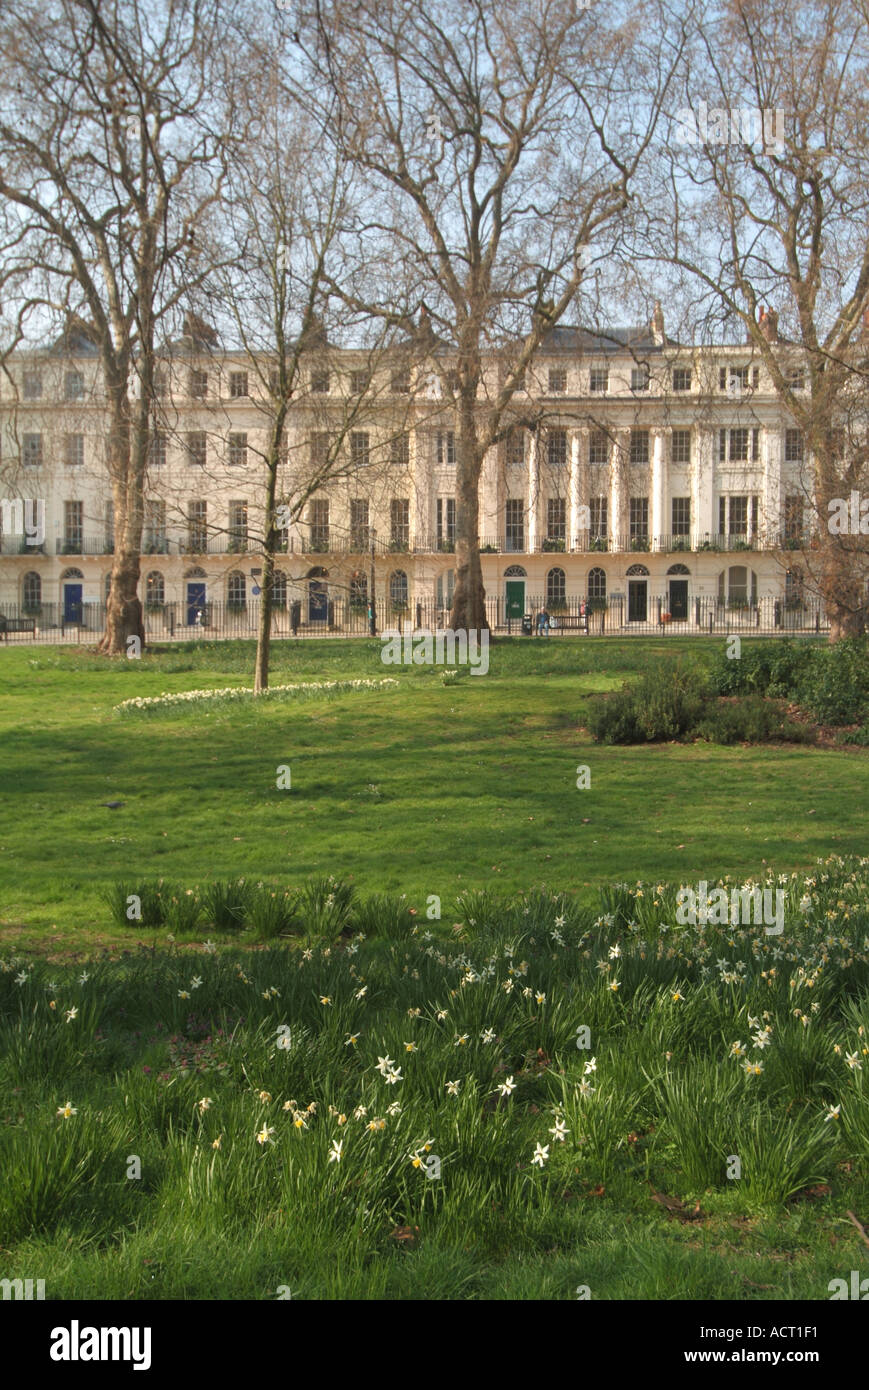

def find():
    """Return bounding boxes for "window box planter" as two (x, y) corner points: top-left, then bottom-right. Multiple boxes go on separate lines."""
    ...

(542, 538), (565, 553)
(630, 537), (650, 552)
(589, 537), (608, 553)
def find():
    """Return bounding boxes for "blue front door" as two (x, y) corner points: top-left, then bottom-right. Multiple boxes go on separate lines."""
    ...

(309, 580), (328, 623)
(187, 582), (206, 626)
(63, 584), (83, 623)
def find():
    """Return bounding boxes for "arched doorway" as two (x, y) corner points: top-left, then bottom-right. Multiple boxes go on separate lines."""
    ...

(504, 564), (527, 620)
(626, 563), (649, 622)
(666, 563), (690, 620)
(307, 566), (329, 623)
(60, 567), (84, 624)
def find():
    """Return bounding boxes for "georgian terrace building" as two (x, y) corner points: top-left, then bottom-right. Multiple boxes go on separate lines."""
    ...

(0, 308), (818, 634)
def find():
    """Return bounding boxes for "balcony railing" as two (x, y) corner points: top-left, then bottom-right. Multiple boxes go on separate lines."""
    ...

(0, 537), (48, 555)
(55, 535), (112, 555)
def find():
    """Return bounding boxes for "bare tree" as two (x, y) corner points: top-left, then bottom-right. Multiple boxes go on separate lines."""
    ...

(0, 0), (243, 653)
(186, 64), (410, 689)
(290, 0), (686, 632)
(646, 0), (869, 639)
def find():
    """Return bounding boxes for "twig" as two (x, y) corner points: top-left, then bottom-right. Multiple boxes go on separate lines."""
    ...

(845, 1210), (869, 1250)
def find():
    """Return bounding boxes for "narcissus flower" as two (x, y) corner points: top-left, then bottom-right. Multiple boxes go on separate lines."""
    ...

(258, 1090), (272, 1103)
(212, 1136), (222, 1149)
(481, 1028), (496, 1044)
(65, 1006), (78, 1022)
(578, 1078), (595, 1098)
(198, 1097), (212, 1113)
(328, 1139), (343, 1163)
(320, 996), (332, 1006)
(498, 1076), (516, 1097)
(345, 1034), (360, 1047)
(56, 1101), (77, 1118)
(608, 980), (620, 992)
(824, 1104), (841, 1122)
(178, 990), (190, 1000)
(531, 1143), (550, 1168)
(445, 1080), (461, 1096)
(549, 1118), (569, 1142)
(256, 1125), (276, 1145)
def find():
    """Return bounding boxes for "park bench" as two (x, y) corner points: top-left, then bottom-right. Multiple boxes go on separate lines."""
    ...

(550, 613), (589, 634)
(0, 616), (36, 641)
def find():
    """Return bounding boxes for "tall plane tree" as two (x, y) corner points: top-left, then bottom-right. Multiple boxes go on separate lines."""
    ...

(292, 0), (685, 632)
(0, 0), (241, 653)
(648, 0), (869, 639)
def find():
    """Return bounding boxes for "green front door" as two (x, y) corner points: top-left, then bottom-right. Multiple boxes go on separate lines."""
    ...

(505, 580), (525, 620)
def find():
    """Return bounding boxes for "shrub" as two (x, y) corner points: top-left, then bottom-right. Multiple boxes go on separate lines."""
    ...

(795, 638), (869, 725)
(694, 697), (812, 745)
(102, 879), (167, 929)
(586, 662), (707, 744)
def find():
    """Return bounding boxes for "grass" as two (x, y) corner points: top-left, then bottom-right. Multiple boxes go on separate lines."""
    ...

(1, 634), (867, 1300)
(0, 635), (866, 949)
(1, 866), (868, 1299)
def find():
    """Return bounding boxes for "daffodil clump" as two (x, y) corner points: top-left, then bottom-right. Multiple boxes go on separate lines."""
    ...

(114, 678), (400, 716)
(1, 853), (867, 1295)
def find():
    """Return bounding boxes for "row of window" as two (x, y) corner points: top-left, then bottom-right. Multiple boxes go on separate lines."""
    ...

(14, 361), (810, 404)
(8, 424), (807, 473)
(9, 492), (808, 553)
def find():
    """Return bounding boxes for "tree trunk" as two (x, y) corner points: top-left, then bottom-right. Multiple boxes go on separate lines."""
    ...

(254, 453), (280, 693)
(449, 400), (490, 635)
(98, 388), (145, 655)
(254, 547), (275, 694)
(100, 549), (145, 654)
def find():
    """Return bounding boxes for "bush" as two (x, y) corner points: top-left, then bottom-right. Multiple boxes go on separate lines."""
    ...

(709, 637), (869, 725)
(586, 662), (707, 744)
(694, 697), (813, 745)
(795, 638), (869, 725)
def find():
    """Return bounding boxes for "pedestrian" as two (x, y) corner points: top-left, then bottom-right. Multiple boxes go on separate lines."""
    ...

(291, 599), (301, 636)
(536, 606), (550, 637)
(579, 598), (588, 634)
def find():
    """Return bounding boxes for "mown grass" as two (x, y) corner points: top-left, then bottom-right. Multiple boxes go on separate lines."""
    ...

(1, 866), (868, 1299)
(0, 636), (866, 947)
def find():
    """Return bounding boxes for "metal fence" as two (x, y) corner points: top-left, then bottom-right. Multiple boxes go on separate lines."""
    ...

(0, 593), (830, 644)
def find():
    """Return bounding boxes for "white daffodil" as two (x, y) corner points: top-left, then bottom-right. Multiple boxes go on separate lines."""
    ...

(190, 976), (203, 990)
(328, 1139), (343, 1163)
(845, 1052), (862, 1070)
(78, 972), (90, 984)
(445, 1080), (461, 1096)
(824, 1104), (841, 1122)
(384, 1067), (403, 1085)
(578, 1078), (595, 1098)
(498, 1075), (516, 1097)
(376, 1055), (395, 1076)
(531, 1143), (550, 1168)
(198, 1097), (212, 1113)
(56, 1101), (77, 1118)
(353, 1105), (368, 1120)
(584, 1056), (597, 1075)
(65, 1006), (78, 1022)
(481, 1028), (496, 1044)
(549, 1118), (569, 1142)
(344, 1034), (360, 1047)
(14, 972), (28, 986)
(256, 1125), (276, 1145)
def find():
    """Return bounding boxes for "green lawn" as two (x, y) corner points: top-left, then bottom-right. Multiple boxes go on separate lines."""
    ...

(0, 636), (865, 948)
(1, 635), (868, 1301)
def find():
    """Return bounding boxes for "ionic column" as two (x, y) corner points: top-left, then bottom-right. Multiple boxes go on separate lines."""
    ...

(761, 426), (782, 545)
(610, 429), (630, 551)
(527, 429), (539, 553)
(692, 425), (715, 548)
(568, 428), (587, 549)
(651, 427), (668, 552)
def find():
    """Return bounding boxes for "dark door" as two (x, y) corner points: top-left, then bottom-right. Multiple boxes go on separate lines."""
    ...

(669, 579), (689, 620)
(63, 583), (83, 623)
(186, 582), (206, 626)
(309, 579), (328, 622)
(628, 580), (647, 622)
(505, 580), (525, 620)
